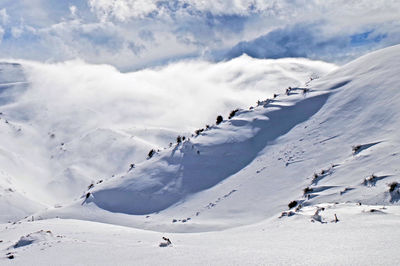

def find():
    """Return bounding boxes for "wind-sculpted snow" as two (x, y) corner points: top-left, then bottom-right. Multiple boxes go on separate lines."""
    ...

(91, 93), (330, 214)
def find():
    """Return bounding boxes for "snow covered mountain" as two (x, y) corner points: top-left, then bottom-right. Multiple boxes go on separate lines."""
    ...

(1, 45), (400, 265)
(0, 56), (334, 222)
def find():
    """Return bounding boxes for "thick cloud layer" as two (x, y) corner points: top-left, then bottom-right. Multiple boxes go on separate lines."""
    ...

(224, 23), (390, 62)
(0, 1), (399, 69)
(9, 56), (336, 142)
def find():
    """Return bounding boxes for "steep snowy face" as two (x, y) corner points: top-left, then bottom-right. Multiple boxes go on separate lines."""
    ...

(296, 44), (400, 206)
(75, 45), (400, 230)
(0, 57), (335, 223)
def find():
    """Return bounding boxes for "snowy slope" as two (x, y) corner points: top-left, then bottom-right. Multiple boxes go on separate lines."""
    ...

(1, 45), (400, 264)
(0, 63), (47, 222)
(2, 204), (400, 265)
(36, 44), (400, 234)
(0, 56), (334, 223)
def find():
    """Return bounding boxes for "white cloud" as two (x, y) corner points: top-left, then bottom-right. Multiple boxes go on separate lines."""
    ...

(182, 0), (277, 15)
(0, 26), (4, 43)
(88, 0), (158, 21)
(0, 0), (399, 69)
(0, 8), (9, 25)
(11, 26), (23, 38)
(12, 57), (335, 145)
(86, 0), (284, 21)
(70, 5), (77, 17)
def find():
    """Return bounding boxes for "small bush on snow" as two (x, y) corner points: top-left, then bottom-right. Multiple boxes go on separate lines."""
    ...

(389, 182), (399, 192)
(303, 187), (313, 195)
(147, 149), (155, 159)
(288, 200), (298, 209)
(195, 128), (204, 136)
(363, 174), (378, 186)
(216, 115), (223, 125)
(312, 173), (319, 181)
(352, 145), (362, 154)
(228, 109), (239, 119)
(159, 237), (172, 247)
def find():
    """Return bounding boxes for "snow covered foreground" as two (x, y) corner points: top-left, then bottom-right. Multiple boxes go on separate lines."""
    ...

(1, 45), (400, 264)
(1, 204), (400, 265)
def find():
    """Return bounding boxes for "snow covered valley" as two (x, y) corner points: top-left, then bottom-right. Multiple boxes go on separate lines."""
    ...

(1, 45), (400, 265)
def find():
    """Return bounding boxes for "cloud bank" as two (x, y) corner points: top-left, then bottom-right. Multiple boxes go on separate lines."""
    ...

(224, 23), (390, 63)
(0, 1), (399, 69)
(8, 56), (335, 145)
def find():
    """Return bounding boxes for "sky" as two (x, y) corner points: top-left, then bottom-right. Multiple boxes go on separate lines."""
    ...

(0, 1), (399, 70)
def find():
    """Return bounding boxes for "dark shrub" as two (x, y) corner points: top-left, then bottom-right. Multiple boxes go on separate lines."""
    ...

(228, 109), (239, 119)
(195, 129), (204, 136)
(148, 149), (155, 159)
(288, 200), (298, 209)
(216, 115), (223, 125)
(162, 237), (172, 245)
(389, 182), (399, 192)
(352, 145), (361, 154)
(303, 187), (313, 195)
